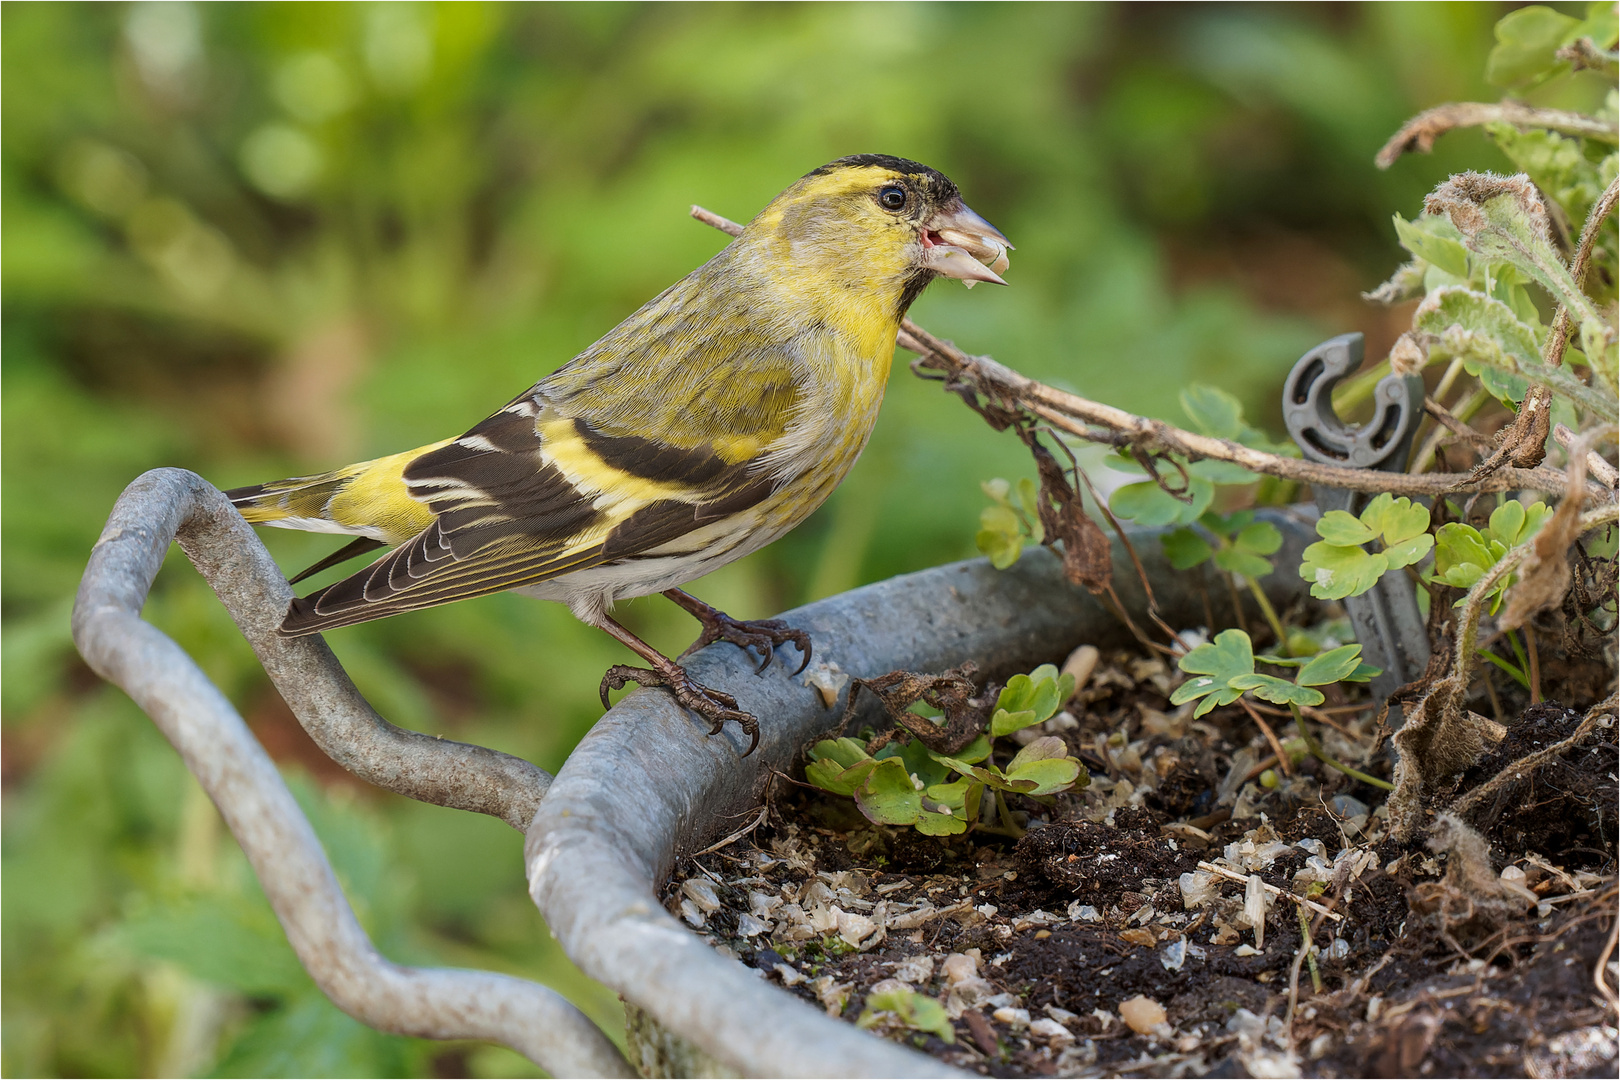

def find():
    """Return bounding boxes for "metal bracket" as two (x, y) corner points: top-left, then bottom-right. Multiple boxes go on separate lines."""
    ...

(1283, 333), (1429, 704)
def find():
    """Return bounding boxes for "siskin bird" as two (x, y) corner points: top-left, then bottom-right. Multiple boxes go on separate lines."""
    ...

(226, 154), (1011, 752)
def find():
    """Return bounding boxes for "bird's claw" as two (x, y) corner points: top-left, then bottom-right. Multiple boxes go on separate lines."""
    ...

(686, 614), (813, 676)
(598, 663), (760, 755)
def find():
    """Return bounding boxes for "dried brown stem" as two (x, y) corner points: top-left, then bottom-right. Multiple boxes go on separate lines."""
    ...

(1570, 176), (1618, 303)
(1376, 102), (1619, 169)
(1239, 697), (1293, 777)
(1424, 396), (1495, 448)
(1553, 423), (1619, 489)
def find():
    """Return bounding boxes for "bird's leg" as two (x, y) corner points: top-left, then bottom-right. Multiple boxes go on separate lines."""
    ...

(594, 614), (760, 754)
(661, 588), (813, 675)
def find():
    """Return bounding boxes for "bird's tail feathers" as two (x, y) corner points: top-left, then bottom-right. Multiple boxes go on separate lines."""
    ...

(223, 439), (452, 544)
(226, 469), (364, 531)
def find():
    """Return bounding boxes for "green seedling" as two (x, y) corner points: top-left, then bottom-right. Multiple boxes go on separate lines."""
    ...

(806, 664), (1087, 837)
(1163, 510), (1288, 649)
(1429, 499), (1553, 611)
(1170, 629), (1391, 790)
(856, 984), (955, 1044)
(1298, 493), (1434, 601)
(976, 477), (1045, 568)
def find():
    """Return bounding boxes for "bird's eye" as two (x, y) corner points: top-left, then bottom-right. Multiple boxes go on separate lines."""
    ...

(878, 185), (907, 211)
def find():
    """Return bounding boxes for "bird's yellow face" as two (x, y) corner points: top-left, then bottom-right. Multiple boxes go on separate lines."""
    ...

(746, 154), (1012, 322)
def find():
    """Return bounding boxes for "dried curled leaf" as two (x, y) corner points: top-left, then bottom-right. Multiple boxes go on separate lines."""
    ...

(1500, 453), (1589, 629)
(1388, 673), (1509, 840)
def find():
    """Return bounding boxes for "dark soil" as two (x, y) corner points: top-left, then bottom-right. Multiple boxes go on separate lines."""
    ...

(665, 647), (1618, 1077)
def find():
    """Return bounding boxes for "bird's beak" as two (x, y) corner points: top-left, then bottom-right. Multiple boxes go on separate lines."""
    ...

(919, 199), (1013, 288)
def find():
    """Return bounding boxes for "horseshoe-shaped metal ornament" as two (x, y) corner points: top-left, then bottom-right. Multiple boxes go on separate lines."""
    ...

(1282, 333), (1429, 707)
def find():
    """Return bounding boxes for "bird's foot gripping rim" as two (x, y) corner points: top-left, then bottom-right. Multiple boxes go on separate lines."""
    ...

(599, 662), (761, 755)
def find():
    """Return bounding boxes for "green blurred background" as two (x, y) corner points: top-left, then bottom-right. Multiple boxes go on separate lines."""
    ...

(0, 2), (1535, 1075)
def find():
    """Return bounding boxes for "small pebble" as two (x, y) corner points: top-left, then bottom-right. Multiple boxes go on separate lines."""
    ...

(1118, 995), (1166, 1034)
(681, 878), (720, 913)
(992, 1007), (1031, 1028)
(1330, 793), (1370, 819)
(1061, 644), (1100, 692)
(1029, 1017), (1073, 1043)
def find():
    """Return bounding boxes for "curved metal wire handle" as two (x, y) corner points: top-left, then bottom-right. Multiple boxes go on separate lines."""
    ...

(72, 468), (630, 1077)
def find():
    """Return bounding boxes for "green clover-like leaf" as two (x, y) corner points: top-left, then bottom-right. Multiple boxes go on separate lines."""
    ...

(1383, 533), (1434, 570)
(1299, 542), (1388, 600)
(879, 736), (953, 789)
(1014, 478), (1046, 544)
(1162, 527), (1214, 570)
(1363, 495), (1430, 546)
(1172, 629), (1255, 716)
(913, 809), (968, 836)
(1180, 384), (1245, 440)
(1341, 661), (1383, 684)
(1485, 499), (1553, 548)
(924, 777), (975, 812)
(852, 757), (922, 825)
(1005, 757), (1085, 796)
(1003, 736), (1085, 794)
(976, 527), (1023, 570)
(1109, 474), (1215, 527)
(1229, 673), (1326, 708)
(1234, 520), (1283, 556)
(1316, 510), (1377, 546)
(1295, 644), (1364, 687)
(1178, 628), (1254, 679)
(1486, 5), (1582, 89)
(808, 737), (870, 770)
(931, 734), (992, 767)
(806, 756), (878, 798)
(1214, 546), (1274, 580)
(1434, 522), (1493, 576)
(990, 708), (1039, 737)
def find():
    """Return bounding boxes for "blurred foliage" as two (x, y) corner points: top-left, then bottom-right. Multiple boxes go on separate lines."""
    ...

(0, 2), (1557, 1075)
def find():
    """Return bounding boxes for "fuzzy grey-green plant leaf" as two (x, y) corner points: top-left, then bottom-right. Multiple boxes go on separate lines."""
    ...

(1424, 171), (1607, 331)
(1416, 286), (1617, 415)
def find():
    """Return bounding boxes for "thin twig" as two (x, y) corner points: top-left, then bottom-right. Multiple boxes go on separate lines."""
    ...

(1424, 396), (1495, 447)
(1553, 423), (1619, 489)
(1196, 861), (1345, 922)
(1289, 704), (1394, 790)
(1376, 102), (1619, 169)
(1523, 624), (1541, 705)
(1596, 923), (1618, 1011)
(691, 801), (770, 858)
(1239, 697), (1293, 777)
(1412, 385), (1493, 475)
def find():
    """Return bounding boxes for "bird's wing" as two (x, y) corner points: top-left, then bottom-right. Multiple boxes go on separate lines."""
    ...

(280, 387), (788, 635)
